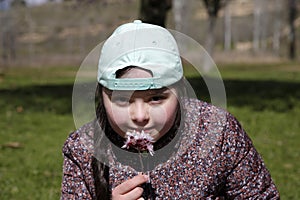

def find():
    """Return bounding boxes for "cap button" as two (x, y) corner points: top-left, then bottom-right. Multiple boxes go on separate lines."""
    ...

(133, 20), (142, 24)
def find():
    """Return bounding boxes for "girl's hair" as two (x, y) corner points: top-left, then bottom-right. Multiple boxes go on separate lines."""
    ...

(92, 83), (110, 200)
(92, 67), (187, 199)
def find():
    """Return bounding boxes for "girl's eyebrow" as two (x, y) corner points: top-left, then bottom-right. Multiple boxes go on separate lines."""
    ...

(146, 88), (169, 94)
(137, 88), (170, 97)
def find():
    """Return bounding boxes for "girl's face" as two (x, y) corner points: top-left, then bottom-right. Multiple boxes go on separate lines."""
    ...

(102, 68), (179, 142)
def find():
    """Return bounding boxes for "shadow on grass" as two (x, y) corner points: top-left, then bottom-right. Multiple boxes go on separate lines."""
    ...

(1, 78), (300, 114)
(0, 84), (73, 115)
(188, 77), (300, 112)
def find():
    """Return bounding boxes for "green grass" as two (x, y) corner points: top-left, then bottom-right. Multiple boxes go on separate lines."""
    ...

(0, 67), (76, 199)
(221, 62), (300, 199)
(0, 63), (299, 199)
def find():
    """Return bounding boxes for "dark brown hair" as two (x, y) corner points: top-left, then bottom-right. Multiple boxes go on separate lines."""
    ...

(92, 83), (110, 200)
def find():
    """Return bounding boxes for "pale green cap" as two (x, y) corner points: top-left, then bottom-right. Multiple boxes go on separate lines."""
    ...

(97, 20), (183, 90)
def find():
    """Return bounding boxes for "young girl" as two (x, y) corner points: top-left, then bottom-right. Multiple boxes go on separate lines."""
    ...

(61, 20), (279, 199)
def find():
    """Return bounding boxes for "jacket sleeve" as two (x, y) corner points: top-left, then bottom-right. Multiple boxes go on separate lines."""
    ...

(60, 132), (95, 200)
(223, 113), (280, 199)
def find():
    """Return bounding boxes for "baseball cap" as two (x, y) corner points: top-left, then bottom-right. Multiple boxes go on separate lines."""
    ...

(97, 20), (183, 90)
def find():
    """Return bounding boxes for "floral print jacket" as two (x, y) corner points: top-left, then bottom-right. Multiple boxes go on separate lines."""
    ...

(61, 99), (279, 199)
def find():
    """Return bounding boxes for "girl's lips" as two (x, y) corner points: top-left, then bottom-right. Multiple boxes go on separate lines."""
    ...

(126, 129), (158, 141)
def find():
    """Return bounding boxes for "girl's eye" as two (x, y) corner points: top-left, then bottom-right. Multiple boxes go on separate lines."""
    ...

(112, 96), (130, 106)
(150, 95), (166, 103)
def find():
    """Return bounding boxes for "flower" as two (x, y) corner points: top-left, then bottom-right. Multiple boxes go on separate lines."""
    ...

(122, 130), (155, 156)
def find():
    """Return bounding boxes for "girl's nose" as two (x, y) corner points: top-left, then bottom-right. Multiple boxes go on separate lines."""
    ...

(130, 100), (149, 125)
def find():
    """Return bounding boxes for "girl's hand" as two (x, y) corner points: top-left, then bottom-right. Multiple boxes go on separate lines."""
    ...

(112, 174), (149, 200)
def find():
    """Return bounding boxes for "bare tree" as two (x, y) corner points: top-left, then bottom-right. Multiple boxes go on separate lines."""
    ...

(261, 0), (268, 51)
(253, 0), (268, 52)
(1, 11), (17, 65)
(253, 0), (260, 52)
(202, 0), (228, 55)
(139, 0), (172, 27)
(223, 0), (231, 51)
(202, 0), (228, 71)
(173, 0), (190, 33)
(25, 9), (35, 65)
(288, 0), (297, 60)
(273, 0), (283, 55)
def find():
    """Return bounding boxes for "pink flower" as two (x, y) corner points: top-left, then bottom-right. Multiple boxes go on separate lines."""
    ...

(122, 130), (155, 156)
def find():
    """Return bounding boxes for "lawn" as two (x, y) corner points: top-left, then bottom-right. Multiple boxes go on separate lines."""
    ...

(0, 63), (299, 199)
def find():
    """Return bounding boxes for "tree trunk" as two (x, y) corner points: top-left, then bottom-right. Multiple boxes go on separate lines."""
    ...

(260, 0), (268, 51)
(139, 0), (172, 27)
(206, 15), (217, 56)
(173, 0), (189, 33)
(202, 0), (228, 71)
(273, 0), (282, 55)
(204, 15), (217, 72)
(288, 0), (297, 60)
(26, 9), (34, 66)
(223, 1), (231, 51)
(1, 11), (17, 64)
(253, 0), (261, 52)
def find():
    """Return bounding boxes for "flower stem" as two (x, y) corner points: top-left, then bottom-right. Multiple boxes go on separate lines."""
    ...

(138, 150), (145, 172)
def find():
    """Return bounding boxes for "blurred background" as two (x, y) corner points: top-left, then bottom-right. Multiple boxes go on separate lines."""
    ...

(0, 0), (299, 67)
(0, 0), (299, 199)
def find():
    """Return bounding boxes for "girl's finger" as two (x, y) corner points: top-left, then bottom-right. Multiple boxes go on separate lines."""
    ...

(122, 186), (144, 200)
(112, 174), (148, 195)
